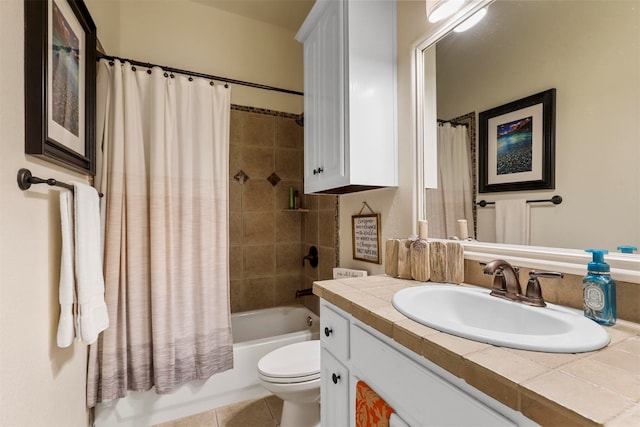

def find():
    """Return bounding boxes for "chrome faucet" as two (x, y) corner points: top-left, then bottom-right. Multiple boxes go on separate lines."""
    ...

(482, 260), (564, 307)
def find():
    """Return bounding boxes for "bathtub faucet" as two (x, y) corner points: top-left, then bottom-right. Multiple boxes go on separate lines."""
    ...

(295, 288), (314, 298)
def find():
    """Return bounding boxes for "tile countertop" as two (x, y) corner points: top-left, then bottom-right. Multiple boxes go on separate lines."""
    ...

(313, 275), (640, 427)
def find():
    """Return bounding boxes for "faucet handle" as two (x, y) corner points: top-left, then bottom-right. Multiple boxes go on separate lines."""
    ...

(530, 271), (564, 279)
(522, 271), (565, 307)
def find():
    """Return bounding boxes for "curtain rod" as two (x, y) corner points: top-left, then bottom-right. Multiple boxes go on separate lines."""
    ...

(97, 54), (304, 97)
(437, 119), (468, 127)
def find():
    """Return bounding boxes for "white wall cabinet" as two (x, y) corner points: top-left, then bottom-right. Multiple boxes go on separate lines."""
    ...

(320, 300), (538, 426)
(296, 0), (398, 194)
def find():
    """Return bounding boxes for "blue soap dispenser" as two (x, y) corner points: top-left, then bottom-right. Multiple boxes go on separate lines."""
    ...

(583, 249), (616, 326)
(617, 245), (637, 254)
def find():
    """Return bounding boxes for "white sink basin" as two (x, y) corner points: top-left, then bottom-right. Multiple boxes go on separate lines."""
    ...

(392, 284), (610, 353)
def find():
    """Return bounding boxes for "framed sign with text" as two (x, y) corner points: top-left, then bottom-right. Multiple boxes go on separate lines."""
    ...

(352, 213), (381, 264)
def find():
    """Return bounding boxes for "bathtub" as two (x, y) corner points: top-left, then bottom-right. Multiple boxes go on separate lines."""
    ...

(94, 304), (319, 427)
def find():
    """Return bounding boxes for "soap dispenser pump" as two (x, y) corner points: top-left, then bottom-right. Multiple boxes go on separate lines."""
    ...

(583, 249), (616, 326)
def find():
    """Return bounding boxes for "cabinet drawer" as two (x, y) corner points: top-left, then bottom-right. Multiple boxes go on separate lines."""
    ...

(320, 303), (349, 360)
(350, 325), (517, 427)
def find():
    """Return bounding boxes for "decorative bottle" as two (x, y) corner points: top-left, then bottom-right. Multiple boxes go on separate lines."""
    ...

(583, 249), (616, 326)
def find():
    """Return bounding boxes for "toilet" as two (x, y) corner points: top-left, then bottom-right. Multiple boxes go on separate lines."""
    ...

(257, 340), (321, 427)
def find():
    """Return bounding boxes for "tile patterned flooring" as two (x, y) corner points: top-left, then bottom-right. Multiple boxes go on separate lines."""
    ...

(155, 396), (283, 427)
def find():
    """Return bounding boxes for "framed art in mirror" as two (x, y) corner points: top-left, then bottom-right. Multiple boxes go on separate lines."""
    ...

(479, 88), (555, 193)
(25, 0), (96, 175)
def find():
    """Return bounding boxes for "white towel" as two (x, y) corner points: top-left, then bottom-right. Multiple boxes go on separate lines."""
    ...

(56, 184), (109, 347)
(57, 192), (76, 348)
(390, 413), (410, 427)
(495, 199), (530, 245)
(74, 183), (109, 344)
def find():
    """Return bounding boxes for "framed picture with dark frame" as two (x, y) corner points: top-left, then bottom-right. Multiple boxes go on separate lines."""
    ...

(352, 213), (382, 264)
(25, 0), (97, 175)
(478, 88), (556, 193)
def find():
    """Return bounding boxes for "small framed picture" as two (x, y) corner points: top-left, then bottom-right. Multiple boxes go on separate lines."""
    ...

(478, 89), (556, 193)
(352, 213), (382, 264)
(24, 0), (97, 175)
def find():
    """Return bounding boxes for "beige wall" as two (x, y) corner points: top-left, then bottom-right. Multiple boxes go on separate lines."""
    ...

(86, 0), (304, 114)
(0, 1), (91, 425)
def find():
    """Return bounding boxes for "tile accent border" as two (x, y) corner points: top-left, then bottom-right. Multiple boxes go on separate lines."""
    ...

(231, 104), (303, 121)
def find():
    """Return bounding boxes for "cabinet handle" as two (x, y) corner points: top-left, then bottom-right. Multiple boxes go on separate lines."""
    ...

(332, 373), (341, 384)
(324, 327), (333, 337)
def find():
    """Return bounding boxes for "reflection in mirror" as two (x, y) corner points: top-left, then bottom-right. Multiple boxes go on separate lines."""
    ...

(424, 0), (639, 252)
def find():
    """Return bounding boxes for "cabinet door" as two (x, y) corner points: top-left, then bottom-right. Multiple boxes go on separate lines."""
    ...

(303, 17), (322, 192)
(303, 0), (346, 193)
(350, 325), (518, 427)
(321, 348), (349, 426)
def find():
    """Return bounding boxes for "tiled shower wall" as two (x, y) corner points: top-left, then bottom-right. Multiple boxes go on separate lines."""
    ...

(302, 194), (339, 314)
(228, 106), (338, 314)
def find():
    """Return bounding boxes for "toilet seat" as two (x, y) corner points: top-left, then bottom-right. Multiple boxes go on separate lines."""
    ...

(258, 340), (320, 384)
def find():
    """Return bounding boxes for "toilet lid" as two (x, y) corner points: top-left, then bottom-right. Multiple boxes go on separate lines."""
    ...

(257, 340), (320, 381)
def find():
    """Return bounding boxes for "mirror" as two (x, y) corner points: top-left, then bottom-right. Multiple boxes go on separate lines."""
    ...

(422, 0), (639, 252)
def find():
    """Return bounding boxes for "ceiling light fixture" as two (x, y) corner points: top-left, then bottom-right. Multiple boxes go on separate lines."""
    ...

(426, 0), (466, 24)
(453, 7), (487, 32)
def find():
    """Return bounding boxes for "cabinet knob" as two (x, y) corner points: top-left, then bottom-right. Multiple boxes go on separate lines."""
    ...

(324, 327), (333, 337)
(332, 373), (341, 384)
(318, 166), (324, 174)
(313, 167), (324, 175)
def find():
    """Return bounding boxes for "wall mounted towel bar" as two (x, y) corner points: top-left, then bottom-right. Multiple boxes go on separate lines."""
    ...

(476, 195), (562, 207)
(17, 168), (103, 197)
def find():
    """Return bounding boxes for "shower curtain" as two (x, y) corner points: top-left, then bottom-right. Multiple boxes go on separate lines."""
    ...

(426, 122), (474, 239)
(87, 59), (233, 407)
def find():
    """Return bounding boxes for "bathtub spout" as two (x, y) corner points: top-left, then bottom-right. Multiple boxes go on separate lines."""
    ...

(295, 288), (314, 298)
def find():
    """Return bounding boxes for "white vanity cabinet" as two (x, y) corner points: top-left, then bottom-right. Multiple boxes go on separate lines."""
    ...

(320, 303), (350, 425)
(296, 0), (397, 194)
(319, 300), (537, 426)
(320, 348), (349, 426)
